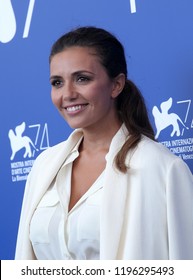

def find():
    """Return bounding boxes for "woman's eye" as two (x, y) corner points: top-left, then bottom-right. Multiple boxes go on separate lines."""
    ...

(77, 76), (90, 83)
(51, 80), (63, 88)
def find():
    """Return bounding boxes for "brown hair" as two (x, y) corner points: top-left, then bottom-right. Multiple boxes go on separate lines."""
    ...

(50, 26), (155, 172)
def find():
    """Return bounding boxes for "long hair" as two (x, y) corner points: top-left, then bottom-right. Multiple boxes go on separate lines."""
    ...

(50, 26), (155, 172)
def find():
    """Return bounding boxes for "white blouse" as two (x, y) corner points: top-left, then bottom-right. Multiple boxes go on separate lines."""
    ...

(29, 139), (104, 260)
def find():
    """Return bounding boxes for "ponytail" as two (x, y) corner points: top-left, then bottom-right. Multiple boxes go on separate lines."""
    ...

(115, 80), (155, 173)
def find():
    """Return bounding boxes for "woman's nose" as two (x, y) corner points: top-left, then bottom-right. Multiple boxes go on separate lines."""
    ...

(61, 82), (78, 101)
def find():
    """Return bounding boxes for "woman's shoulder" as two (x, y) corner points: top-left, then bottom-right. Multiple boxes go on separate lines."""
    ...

(36, 140), (67, 161)
(140, 135), (174, 155)
(34, 129), (83, 164)
(132, 135), (181, 166)
(127, 135), (192, 179)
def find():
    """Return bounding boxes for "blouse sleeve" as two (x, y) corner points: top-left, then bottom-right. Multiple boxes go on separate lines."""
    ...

(15, 172), (37, 259)
(166, 157), (193, 259)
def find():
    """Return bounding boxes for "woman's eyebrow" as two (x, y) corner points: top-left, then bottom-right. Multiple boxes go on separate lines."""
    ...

(72, 70), (94, 75)
(50, 70), (95, 81)
(49, 75), (62, 81)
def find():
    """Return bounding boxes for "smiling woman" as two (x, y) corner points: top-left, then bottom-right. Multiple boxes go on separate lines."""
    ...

(15, 26), (193, 260)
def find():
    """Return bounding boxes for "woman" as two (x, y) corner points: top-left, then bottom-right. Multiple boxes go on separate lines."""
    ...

(15, 26), (193, 260)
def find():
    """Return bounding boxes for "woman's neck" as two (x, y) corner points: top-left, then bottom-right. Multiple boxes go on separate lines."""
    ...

(81, 121), (122, 153)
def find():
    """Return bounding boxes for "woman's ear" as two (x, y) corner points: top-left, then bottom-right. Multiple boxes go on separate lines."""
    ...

(111, 73), (126, 98)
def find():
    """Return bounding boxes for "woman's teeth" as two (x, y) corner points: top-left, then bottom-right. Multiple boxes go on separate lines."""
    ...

(66, 105), (86, 112)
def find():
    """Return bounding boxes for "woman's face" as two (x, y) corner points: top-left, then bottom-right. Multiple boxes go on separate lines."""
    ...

(50, 46), (124, 130)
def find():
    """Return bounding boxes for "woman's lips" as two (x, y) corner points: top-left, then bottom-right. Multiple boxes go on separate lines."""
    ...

(64, 104), (88, 114)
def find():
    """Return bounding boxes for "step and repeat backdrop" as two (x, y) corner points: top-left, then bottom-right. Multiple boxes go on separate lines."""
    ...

(0, 0), (193, 259)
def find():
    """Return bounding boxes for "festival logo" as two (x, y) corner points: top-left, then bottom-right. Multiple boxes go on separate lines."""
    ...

(8, 122), (38, 160)
(152, 97), (189, 139)
(152, 97), (193, 161)
(8, 121), (50, 182)
(0, 0), (35, 43)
